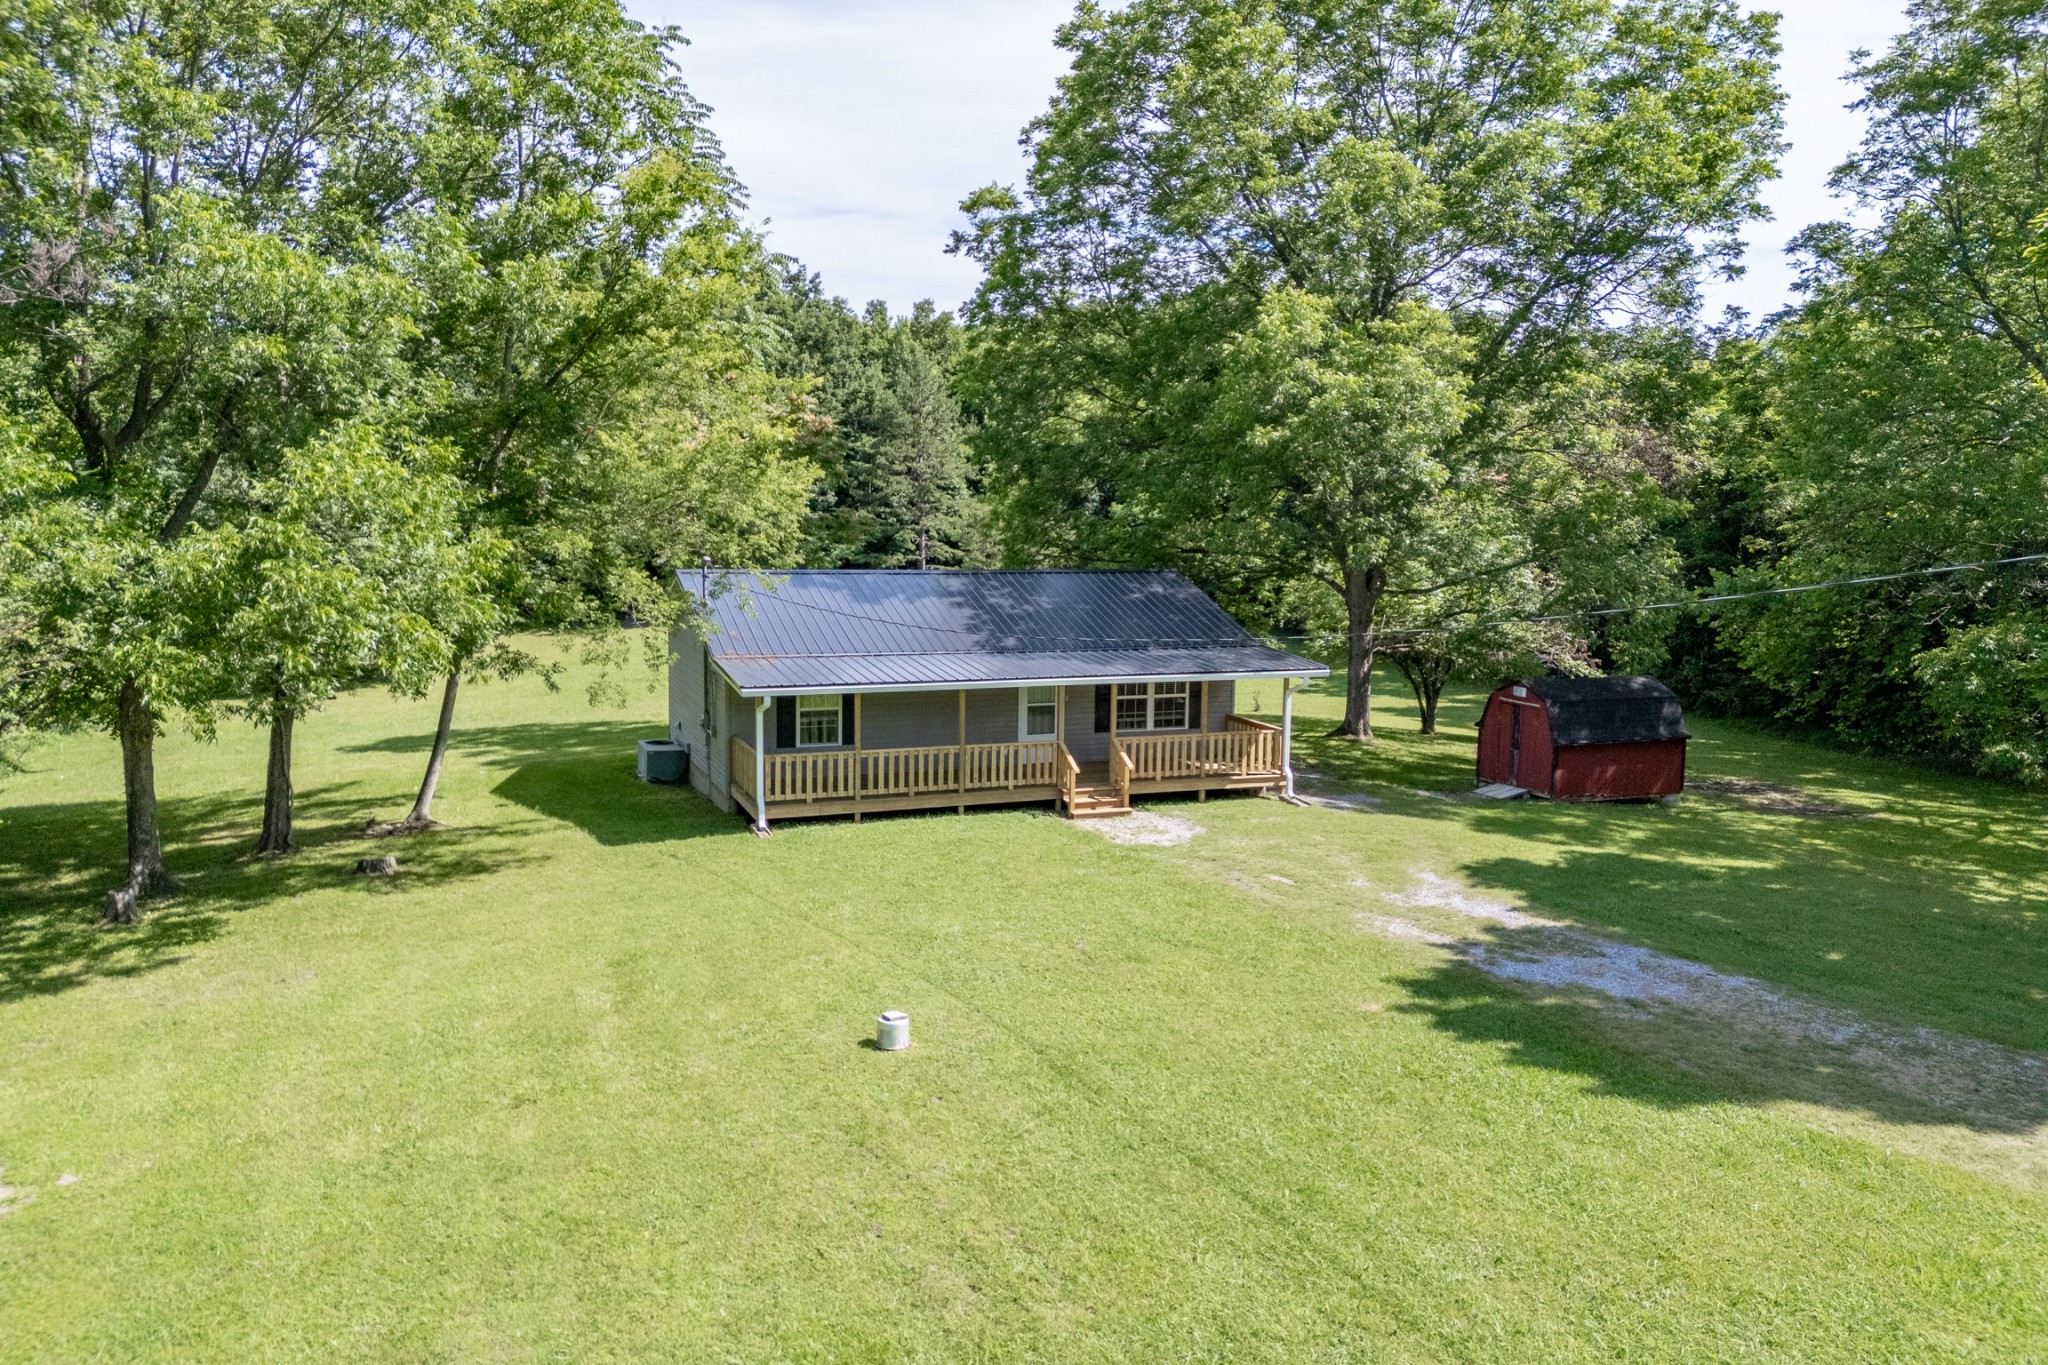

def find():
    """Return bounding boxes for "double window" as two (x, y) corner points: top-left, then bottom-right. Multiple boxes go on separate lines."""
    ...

(796, 694), (842, 747)
(1115, 682), (1191, 732)
(1020, 686), (1058, 740)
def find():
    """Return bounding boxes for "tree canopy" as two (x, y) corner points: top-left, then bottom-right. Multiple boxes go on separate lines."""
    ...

(1664, 0), (2048, 782)
(0, 0), (819, 909)
(956, 0), (1784, 736)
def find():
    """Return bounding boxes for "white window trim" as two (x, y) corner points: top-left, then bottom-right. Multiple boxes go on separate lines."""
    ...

(1115, 681), (1194, 733)
(1019, 686), (1058, 741)
(795, 693), (843, 748)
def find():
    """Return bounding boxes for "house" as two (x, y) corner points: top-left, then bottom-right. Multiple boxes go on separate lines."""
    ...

(668, 570), (1329, 830)
(1475, 676), (1689, 801)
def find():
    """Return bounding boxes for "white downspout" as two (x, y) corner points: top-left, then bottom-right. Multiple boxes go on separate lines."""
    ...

(753, 696), (771, 835)
(1281, 677), (1299, 801)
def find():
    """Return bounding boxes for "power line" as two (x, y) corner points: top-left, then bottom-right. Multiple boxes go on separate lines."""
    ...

(1515, 552), (2048, 627)
(1257, 553), (2048, 647)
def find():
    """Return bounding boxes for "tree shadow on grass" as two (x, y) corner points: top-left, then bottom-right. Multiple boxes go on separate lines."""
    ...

(348, 717), (740, 844)
(340, 718), (657, 764)
(492, 758), (736, 847)
(400, 723), (744, 847)
(1280, 675), (2048, 1053)
(0, 779), (550, 1007)
(1392, 952), (2048, 1144)
(1445, 818), (2048, 1053)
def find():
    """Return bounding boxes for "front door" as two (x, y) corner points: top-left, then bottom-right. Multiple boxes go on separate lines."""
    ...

(1509, 706), (1521, 786)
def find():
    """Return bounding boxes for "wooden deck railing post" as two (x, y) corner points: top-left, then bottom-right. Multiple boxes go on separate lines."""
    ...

(853, 693), (863, 823)
(957, 689), (967, 815)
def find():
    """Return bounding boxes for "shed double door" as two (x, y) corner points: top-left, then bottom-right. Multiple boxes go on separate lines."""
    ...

(1509, 705), (1521, 786)
(1483, 695), (1550, 792)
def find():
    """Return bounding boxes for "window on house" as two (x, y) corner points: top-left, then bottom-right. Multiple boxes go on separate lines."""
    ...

(1114, 682), (1194, 732)
(1115, 683), (1150, 731)
(797, 694), (842, 747)
(1022, 686), (1057, 739)
(1152, 682), (1190, 730)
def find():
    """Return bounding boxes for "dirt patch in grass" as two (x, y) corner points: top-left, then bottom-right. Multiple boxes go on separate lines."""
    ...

(1688, 777), (1861, 818)
(1079, 812), (1203, 847)
(1361, 871), (2048, 1159)
(1296, 788), (1385, 812)
(1380, 870), (1551, 930)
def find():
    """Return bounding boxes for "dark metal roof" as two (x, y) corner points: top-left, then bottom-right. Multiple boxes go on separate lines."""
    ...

(1520, 676), (1690, 745)
(683, 570), (1330, 694)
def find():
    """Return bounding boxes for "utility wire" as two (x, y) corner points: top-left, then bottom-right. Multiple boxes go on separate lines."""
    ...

(1513, 552), (2048, 626)
(1259, 551), (2048, 646)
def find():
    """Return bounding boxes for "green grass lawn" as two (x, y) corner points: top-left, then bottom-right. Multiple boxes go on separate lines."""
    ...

(2, 649), (2044, 1362)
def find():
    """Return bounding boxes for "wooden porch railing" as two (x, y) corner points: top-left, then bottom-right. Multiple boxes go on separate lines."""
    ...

(1115, 719), (1282, 784)
(736, 739), (1068, 806)
(731, 736), (757, 804)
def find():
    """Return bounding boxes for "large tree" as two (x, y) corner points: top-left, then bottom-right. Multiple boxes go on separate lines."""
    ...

(872, 337), (978, 570)
(174, 423), (483, 854)
(0, 0), (448, 908)
(957, 0), (1782, 737)
(385, 0), (812, 828)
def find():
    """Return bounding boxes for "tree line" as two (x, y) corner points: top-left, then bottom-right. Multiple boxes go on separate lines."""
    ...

(5, 0), (2044, 921)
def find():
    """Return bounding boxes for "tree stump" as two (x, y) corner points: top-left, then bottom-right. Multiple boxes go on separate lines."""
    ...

(102, 885), (140, 925)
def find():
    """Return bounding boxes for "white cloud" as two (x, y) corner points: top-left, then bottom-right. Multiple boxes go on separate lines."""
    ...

(633, 1), (1915, 322)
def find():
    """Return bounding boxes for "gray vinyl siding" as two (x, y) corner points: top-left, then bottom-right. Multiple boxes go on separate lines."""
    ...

(721, 681), (748, 796)
(1059, 679), (1238, 763)
(1208, 679), (1237, 729)
(668, 627), (731, 809)
(767, 688), (1026, 753)
(673, 666), (1251, 791)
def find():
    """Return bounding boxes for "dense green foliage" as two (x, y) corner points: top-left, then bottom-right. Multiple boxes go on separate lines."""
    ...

(0, 1), (820, 888)
(762, 271), (992, 569)
(1647, 0), (2048, 783)
(956, 0), (1784, 737)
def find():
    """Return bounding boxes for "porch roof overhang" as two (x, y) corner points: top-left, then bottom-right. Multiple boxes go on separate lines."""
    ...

(714, 646), (1327, 698)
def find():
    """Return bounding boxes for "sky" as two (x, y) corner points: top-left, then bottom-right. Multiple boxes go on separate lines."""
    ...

(633, 0), (1914, 321)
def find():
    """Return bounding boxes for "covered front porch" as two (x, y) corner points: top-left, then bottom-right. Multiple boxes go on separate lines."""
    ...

(728, 684), (1296, 829)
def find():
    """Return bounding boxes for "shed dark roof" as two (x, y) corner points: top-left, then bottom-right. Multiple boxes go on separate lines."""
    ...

(1518, 676), (1690, 746)
(683, 570), (1329, 694)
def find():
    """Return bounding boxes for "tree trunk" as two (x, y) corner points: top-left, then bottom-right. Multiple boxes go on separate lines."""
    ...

(405, 670), (460, 827)
(112, 676), (177, 918)
(1331, 564), (1387, 741)
(1418, 681), (1442, 736)
(255, 706), (296, 855)
(915, 527), (930, 571)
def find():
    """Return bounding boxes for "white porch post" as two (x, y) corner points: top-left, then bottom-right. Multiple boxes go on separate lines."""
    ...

(753, 697), (771, 834)
(1281, 677), (1298, 800)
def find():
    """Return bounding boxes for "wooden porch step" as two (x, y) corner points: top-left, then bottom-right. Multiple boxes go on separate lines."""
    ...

(1065, 786), (1132, 819)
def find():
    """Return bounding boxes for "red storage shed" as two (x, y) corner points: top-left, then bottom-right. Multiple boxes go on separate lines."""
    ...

(1475, 677), (1689, 801)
